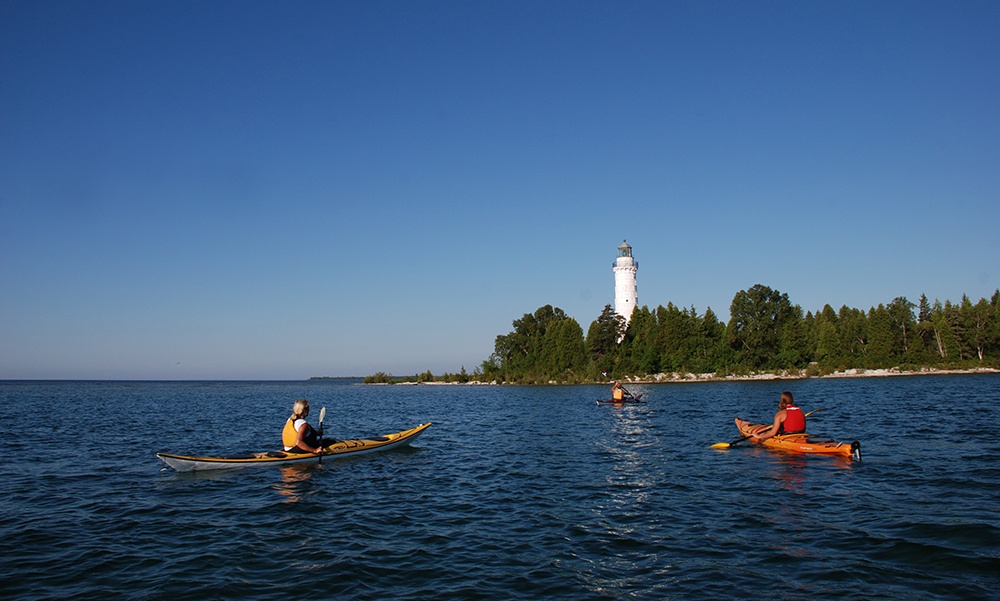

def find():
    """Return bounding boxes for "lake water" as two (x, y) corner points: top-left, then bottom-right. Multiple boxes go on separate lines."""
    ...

(1, 375), (998, 600)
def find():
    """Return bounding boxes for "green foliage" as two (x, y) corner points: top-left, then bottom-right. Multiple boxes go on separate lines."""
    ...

(726, 284), (797, 369)
(476, 287), (1000, 382)
(865, 305), (894, 367)
(814, 305), (841, 365)
(586, 305), (625, 374)
(363, 371), (395, 384)
(487, 304), (589, 383)
(368, 287), (1000, 384)
(887, 296), (917, 356)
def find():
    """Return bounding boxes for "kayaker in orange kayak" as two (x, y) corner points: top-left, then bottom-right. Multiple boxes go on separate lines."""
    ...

(752, 391), (806, 441)
(282, 398), (325, 454)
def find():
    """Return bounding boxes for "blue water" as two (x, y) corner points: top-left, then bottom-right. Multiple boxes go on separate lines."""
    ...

(1, 376), (999, 600)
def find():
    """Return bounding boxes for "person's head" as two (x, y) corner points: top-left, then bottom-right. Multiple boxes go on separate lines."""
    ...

(778, 391), (794, 410)
(291, 398), (310, 419)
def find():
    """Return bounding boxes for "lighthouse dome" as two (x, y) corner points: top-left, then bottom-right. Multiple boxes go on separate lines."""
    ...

(617, 240), (632, 258)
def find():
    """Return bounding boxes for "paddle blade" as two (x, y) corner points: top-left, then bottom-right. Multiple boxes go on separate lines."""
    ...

(319, 407), (326, 424)
(712, 434), (753, 449)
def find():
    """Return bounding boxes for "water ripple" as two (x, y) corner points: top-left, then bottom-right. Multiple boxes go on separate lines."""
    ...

(2, 378), (999, 600)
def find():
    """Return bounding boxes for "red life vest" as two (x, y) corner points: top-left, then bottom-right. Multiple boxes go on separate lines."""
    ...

(783, 405), (806, 434)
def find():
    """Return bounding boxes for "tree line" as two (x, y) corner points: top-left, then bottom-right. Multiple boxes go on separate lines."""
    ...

(478, 284), (1000, 384)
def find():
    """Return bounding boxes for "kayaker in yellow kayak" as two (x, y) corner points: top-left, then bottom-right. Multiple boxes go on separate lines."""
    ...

(752, 391), (806, 441)
(282, 398), (325, 454)
(611, 380), (637, 402)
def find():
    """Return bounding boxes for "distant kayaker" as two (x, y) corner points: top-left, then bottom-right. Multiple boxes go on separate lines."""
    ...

(282, 398), (325, 454)
(752, 391), (806, 441)
(611, 380), (636, 402)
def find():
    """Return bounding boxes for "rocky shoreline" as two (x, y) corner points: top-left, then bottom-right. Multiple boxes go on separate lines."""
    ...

(371, 366), (999, 385)
(624, 366), (1000, 384)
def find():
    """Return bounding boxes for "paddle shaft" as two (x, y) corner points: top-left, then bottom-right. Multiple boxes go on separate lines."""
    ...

(317, 406), (326, 463)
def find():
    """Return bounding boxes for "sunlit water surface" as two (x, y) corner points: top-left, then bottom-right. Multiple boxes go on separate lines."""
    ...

(1, 375), (998, 600)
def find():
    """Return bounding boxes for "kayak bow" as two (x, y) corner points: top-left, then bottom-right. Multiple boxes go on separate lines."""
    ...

(157, 422), (431, 472)
(733, 418), (860, 459)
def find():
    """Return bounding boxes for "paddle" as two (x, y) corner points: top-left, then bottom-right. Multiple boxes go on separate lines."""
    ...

(710, 407), (826, 449)
(317, 406), (326, 463)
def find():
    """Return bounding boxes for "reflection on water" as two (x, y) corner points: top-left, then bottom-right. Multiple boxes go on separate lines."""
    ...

(587, 403), (666, 597)
(754, 451), (859, 563)
(274, 465), (316, 503)
(604, 405), (656, 504)
(772, 452), (810, 493)
(762, 450), (855, 492)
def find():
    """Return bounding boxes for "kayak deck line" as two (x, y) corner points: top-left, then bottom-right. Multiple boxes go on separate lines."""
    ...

(157, 422), (431, 472)
(734, 418), (861, 460)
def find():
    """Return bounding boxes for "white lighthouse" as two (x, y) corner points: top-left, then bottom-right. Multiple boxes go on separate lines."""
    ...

(613, 240), (638, 324)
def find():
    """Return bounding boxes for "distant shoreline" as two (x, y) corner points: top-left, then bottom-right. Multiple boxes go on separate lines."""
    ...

(356, 366), (1000, 385)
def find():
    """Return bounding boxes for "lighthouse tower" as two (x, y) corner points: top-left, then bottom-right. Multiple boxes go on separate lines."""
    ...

(613, 240), (638, 324)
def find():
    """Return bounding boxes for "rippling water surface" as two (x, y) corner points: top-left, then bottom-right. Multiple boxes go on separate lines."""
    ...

(2, 376), (999, 600)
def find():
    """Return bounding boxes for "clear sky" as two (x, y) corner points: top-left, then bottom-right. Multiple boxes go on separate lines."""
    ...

(2, 1), (998, 380)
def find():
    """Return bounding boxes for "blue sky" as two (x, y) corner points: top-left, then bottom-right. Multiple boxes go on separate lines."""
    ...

(2, 1), (998, 380)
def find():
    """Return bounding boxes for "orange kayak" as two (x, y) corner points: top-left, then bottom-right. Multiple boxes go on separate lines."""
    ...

(734, 418), (861, 459)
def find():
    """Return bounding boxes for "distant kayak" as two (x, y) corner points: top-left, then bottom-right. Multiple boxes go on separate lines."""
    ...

(596, 394), (644, 405)
(734, 418), (860, 459)
(157, 422), (431, 472)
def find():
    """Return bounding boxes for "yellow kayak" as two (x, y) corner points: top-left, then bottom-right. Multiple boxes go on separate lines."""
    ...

(734, 418), (860, 459)
(157, 422), (431, 472)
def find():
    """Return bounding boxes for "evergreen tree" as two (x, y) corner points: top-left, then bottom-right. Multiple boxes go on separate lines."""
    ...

(887, 296), (916, 357)
(586, 305), (625, 375)
(658, 303), (690, 371)
(625, 306), (660, 375)
(991, 290), (1000, 358)
(961, 296), (993, 362)
(727, 284), (796, 369)
(916, 296), (938, 356)
(814, 305), (842, 365)
(918, 294), (932, 323)
(944, 300), (967, 360)
(803, 310), (818, 362)
(491, 304), (577, 380)
(838, 306), (869, 365)
(933, 313), (960, 360)
(542, 317), (586, 375)
(866, 305), (894, 367)
(686, 306), (724, 373)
